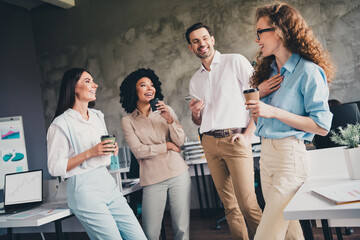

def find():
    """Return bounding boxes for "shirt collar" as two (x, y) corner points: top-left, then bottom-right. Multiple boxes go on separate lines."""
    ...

(200, 50), (220, 72)
(66, 108), (93, 123)
(270, 53), (301, 75)
(130, 108), (154, 118)
(131, 108), (141, 118)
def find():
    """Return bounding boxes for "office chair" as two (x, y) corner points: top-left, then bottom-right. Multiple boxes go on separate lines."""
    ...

(313, 102), (360, 149)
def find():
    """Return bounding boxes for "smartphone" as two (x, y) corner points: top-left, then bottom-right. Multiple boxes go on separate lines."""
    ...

(184, 94), (201, 103)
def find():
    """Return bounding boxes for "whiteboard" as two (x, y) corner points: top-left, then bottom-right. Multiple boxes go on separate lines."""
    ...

(0, 116), (28, 189)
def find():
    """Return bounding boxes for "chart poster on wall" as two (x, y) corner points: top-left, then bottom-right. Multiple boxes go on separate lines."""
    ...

(0, 116), (28, 189)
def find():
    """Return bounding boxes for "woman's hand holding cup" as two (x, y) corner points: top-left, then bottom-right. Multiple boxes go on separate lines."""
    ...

(88, 140), (115, 157)
(246, 100), (275, 119)
(243, 88), (260, 116)
(156, 100), (174, 124)
(100, 135), (117, 155)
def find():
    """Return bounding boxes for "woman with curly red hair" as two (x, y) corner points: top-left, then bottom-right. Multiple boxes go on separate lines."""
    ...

(245, 2), (335, 239)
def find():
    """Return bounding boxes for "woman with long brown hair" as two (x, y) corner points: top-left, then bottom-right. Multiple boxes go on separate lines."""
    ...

(47, 68), (146, 240)
(245, 2), (334, 239)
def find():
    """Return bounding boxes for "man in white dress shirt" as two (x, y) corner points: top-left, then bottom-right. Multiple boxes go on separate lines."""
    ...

(185, 22), (262, 240)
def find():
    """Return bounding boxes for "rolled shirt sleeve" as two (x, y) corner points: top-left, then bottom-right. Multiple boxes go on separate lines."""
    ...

(167, 106), (186, 147)
(302, 67), (333, 132)
(47, 124), (72, 177)
(236, 54), (253, 90)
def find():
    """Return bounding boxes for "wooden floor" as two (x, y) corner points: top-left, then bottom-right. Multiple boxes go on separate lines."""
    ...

(163, 210), (360, 240)
(1, 209), (359, 240)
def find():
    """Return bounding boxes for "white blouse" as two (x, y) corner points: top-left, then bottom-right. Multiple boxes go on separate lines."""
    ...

(47, 108), (111, 179)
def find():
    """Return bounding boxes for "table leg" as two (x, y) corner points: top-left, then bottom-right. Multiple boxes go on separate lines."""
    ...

(321, 219), (333, 240)
(55, 219), (63, 240)
(200, 164), (210, 209)
(211, 179), (219, 209)
(335, 227), (343, 240)
(193, 165), (204, 214)
(7, 228), (13, 240)
(300, 220), (314, 240)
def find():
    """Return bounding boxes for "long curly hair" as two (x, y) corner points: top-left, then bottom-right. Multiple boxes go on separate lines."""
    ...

(119, 68), (164, 114)
(250, 1), (334, 87)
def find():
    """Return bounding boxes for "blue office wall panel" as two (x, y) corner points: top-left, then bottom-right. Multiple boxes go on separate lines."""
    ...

(0, 2), (50, 196)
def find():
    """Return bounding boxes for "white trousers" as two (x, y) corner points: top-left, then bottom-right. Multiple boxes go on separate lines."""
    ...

(142, 170), (191, 240)
(254, 137), (308, 240)
(67, 166), (147, 240)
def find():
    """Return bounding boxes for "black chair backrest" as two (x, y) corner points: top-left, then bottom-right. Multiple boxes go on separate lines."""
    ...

(313, 102), (360, 149)
(331, 102), (360, 128)
(127, 151), (139, 178)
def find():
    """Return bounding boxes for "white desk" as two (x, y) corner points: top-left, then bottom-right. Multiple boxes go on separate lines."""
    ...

(284, 176), (360, 221)
(283, 147), (360, 240)
(0, 202), (72, 240)
(0, 182), (141, 240)
(284, 176), (360, 239)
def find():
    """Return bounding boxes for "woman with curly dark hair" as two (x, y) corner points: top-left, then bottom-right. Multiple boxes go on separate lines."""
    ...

(120, 68), (191, 240)
(245, 2), (334, 239)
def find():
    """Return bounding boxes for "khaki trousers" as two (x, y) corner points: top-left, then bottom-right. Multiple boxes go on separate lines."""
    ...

(202, 134), (262, 240)
(254, 137), (308, 240)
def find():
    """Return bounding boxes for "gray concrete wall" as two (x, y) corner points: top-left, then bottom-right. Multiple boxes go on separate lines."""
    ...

(31, 0), (360, 145)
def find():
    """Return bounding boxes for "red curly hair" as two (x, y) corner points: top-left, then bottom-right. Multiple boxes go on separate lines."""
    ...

(251, 2), (335, 87)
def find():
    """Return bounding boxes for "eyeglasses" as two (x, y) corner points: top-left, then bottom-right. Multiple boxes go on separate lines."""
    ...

(256, 28), (275, 40)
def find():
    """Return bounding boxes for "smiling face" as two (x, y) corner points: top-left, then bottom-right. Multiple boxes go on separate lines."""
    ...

(255, 17), (282, 57)
(188, 27), (215, 60)
(74, 71), (98, 103)
(136, 77), (156, 105)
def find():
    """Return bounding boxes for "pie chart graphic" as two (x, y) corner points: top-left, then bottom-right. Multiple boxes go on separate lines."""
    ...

(3, 153), (12, 162)
(2, 152), (24, 162)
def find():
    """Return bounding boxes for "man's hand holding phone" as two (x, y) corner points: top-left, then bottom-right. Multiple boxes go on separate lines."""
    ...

(186, 95), (204, 125)
(184, 94), (200, 103)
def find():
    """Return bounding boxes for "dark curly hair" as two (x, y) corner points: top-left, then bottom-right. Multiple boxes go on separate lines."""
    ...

(119, 68), (164, 114)
(251, 1), (334, 87)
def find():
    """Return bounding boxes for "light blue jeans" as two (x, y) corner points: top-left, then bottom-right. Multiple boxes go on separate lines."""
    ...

(67, 166), (147, 240)
(142, 170), (191, 240)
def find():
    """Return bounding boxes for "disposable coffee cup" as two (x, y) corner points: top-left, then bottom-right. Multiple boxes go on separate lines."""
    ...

(100, 135), (116, 152)
(149, 98), (160, 113)
(243, 88), (259, 102)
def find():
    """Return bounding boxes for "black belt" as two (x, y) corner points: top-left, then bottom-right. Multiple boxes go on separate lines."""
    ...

(203, 128), (246, 138)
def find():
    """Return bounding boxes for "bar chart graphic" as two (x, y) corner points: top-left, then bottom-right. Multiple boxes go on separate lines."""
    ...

(1, 128), (20, 140)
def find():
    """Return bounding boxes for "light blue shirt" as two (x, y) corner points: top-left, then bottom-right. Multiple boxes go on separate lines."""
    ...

(255, 53), (333, 141)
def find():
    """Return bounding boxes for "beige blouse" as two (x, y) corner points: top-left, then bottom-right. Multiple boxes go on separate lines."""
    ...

(121, 106), (189, 186)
